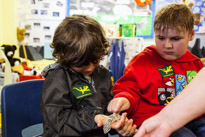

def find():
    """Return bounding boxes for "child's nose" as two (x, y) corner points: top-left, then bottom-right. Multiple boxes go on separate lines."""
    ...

(165, 40), (173, 48)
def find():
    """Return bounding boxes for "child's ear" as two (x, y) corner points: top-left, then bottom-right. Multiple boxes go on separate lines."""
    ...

(190, 29), (195, 41)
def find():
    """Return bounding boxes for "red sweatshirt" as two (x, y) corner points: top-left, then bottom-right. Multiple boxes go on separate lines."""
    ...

(113, 45), (204, 127)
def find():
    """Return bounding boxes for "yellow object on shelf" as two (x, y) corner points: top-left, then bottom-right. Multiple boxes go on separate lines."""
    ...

(0, 113), (1, 129)
(27, 59), (55, 71)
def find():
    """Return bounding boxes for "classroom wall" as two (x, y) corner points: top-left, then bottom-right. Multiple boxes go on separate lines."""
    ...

(0, 0), (204, 55)
(0, 0), (3, 45)
(0, 0), (19, 56)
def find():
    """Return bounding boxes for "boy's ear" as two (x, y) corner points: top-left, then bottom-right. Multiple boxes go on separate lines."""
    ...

(190, 29), (195, 41)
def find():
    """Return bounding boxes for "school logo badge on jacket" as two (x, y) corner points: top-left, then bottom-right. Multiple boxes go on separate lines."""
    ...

(72, 84), (93, 99)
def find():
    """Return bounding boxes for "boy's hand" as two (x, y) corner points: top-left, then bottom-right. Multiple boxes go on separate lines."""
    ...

(114, 113), (137, 136)
(107, 97), (130, 113)
(95, 112), (137, 136)
(94, 114), (108, 127)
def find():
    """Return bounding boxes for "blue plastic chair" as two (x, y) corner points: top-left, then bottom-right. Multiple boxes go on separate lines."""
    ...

(1, 79), (44, 137)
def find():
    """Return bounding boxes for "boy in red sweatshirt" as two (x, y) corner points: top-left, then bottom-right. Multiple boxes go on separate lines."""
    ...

(106, 3), (205, 137)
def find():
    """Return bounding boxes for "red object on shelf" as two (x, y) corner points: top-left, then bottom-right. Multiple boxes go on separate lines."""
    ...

(19, 74), (44, 81)
(134, 0), (152, 7)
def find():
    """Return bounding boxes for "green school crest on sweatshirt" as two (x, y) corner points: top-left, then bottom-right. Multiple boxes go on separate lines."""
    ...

(158, 65), (174, 77)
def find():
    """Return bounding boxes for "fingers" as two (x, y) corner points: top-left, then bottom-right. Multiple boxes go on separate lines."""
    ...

(134, 122), (148, 137)
(135, 129), (138, 134)
(111, 112), (137, 137)
(94, 114), (107, 127)
(111, 112), (127, 129)
(97, 122), (103, 127)
(119, 119), (137, 137)
(107, 98), (121, 113)
(133, 127), (146, 137)
(107, 97), (130, 113)
(116, 119), (137, 136)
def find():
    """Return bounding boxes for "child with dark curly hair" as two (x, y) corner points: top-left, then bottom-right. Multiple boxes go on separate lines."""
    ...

(40, 15), (136, 137)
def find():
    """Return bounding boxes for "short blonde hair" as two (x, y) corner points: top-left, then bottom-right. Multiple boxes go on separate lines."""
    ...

(154, 3), (194, 33)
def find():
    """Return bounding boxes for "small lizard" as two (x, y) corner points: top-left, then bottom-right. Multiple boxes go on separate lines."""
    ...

(103, 113), (121, 134)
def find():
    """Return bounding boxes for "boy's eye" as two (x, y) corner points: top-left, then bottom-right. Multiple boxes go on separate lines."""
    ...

(171, 37), (180, 41)
(158, 37), (165, 40)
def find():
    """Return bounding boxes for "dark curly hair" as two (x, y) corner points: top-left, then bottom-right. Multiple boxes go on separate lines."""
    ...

(51, 14), (111, 67)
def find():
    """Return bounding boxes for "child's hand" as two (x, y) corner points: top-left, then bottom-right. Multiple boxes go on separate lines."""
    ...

(94, 114), (108, 127)
(95, 112), (137, 136)
(107, 97), (130, 113)
(112, 112), (137, 136)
